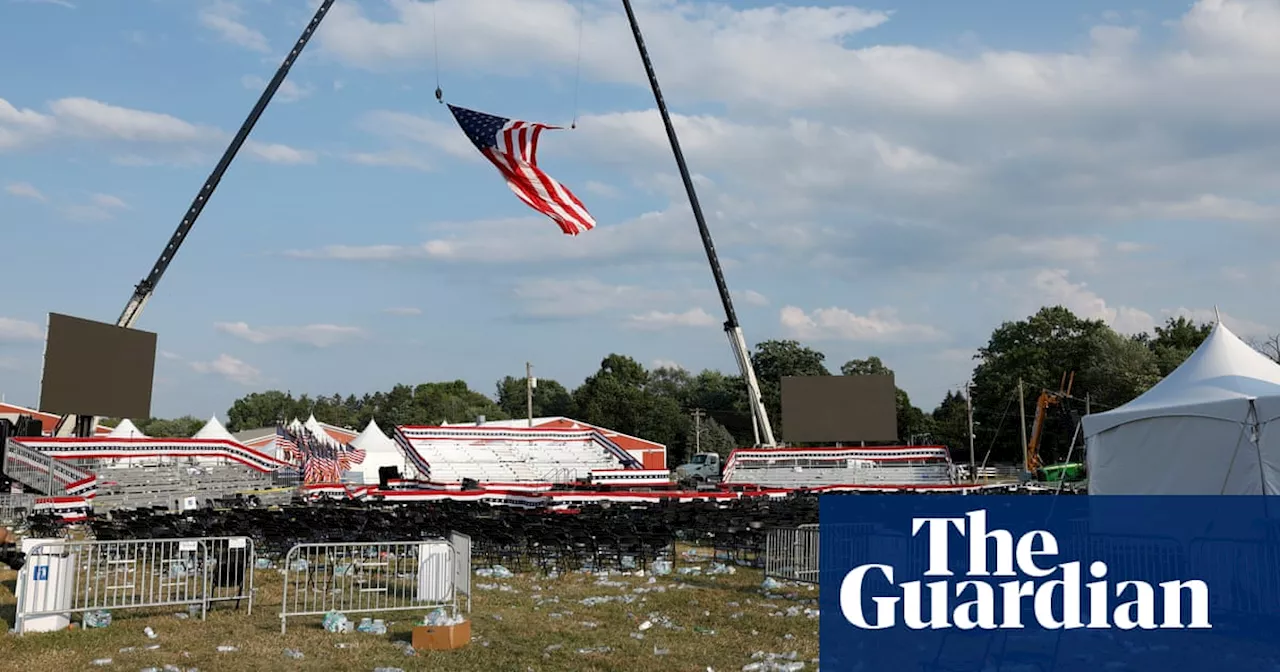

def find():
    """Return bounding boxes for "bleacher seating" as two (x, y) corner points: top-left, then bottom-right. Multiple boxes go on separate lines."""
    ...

(402, 432), (627, 485)
(723, 446), (956, 488)
(92, 464), (290, 511)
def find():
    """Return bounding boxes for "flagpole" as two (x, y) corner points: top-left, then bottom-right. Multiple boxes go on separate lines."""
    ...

(619, 0), (778, 447)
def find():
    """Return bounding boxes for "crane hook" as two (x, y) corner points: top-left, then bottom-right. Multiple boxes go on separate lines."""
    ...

(435, 87), (443, 103)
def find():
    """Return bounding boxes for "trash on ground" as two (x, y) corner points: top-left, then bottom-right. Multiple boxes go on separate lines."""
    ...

(474, 565), (513, 579)
(84, 610), (112, 628)
(216, 645), (239, 653)
(143, 626), (158, 639)
(356, 618), (387, 635)
(90, 659), (112, 666)
(283, 648), (304, 659)
(324, 611), (353, 633)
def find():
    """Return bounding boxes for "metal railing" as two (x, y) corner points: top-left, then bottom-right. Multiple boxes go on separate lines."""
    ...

(13, 535), (256, 634)
(279, 532), (473, 632)
(765, 524), (820, 584)
(0, 492), (36, 525)
(15, 538), (211, 633)
(3, 438), (98, 496)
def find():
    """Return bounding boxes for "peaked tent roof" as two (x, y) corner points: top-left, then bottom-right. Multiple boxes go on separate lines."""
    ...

(1084, 321), (1280, 435)
(193, 415), (239, 442)
(107, 418), (149, 438)
(350, 419), (397, 452)
(304, 413), (344, 447)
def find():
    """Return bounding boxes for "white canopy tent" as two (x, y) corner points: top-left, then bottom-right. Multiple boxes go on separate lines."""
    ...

(348, 419), (410, 485)
(1083, 321), (1280, 495)
(192, 415), (239, 443)
(107, 419), (148, 439)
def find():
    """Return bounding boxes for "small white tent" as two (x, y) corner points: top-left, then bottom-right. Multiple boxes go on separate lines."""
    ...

(107, 419), (149, 439)
(1083, 321), (1280, 495)
(349, 419), (409, 485)
(193, 416), (239, 443)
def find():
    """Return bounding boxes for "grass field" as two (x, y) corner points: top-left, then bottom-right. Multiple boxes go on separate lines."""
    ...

(0, 552), (819, 671)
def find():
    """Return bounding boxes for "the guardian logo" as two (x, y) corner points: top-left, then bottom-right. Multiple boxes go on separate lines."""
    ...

(840, 510), (1211, 631)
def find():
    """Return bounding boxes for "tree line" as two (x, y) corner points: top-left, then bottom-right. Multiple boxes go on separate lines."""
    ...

(117, 306), (1278, 467)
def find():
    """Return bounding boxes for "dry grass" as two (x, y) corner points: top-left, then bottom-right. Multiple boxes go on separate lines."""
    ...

(0, 552), (819, 671)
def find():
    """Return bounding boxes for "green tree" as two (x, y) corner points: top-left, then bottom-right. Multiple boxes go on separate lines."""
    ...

(751, 339), (831, 439)
(572, 354), (687, 453)
(930, 390), (970, 455)
(687, 414), (737, 460)
(1077, 330), (1161, 411)
(839, 356), (933, 443)
(137, 415), (205, 438)
(495, 375), (574, 420)
(225, 391), (311, 431)
(970, 306), (1111, 463)
(1142, 316), (1212, 376)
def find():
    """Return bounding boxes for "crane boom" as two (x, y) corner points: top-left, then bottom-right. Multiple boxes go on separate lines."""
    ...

(620, 0), (776, 447)
(55, 0), (336, 437)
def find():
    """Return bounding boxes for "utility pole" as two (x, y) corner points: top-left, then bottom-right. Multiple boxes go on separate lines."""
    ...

(966, 383), (975, 483)
(525, 362), (536, 428)
(691, 408), (705, 453)
(1018, 379), (1029, 473)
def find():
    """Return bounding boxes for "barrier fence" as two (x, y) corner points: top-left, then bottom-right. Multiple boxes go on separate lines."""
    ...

(13, 536), (256, 634)
(0, 492), (36, 524)
(279, 532), (473, 633)
(764, 524), (820, 584)
(16, 538), (212, 634)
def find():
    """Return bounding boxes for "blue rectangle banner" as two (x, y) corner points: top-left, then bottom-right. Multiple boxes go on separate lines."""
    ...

(818, 495), (1280, 672)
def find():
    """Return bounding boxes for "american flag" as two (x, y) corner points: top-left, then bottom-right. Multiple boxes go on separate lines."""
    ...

(274, 426), (300, 460)
(346, 445), (366, 465)
(448, 104), (596, 236)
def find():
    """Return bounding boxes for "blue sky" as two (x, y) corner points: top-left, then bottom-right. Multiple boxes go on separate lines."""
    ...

(2, 0), (1279, 423)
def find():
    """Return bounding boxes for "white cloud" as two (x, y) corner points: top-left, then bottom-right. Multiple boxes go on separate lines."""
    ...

(61, 193), (129, 222)
(513, 277), (684, 318)
(738, 289), (769, 307)
(241, 75), (310, 102)
(625, 308), (718, 330)
(0, 317), (42, 341)
(988, 268), (1156, 335)
(780, 305), (946, 342)
(4, 181), (45, 201)
(190, 354), (262, 385)
(159, 350), (182, 360)
(584, 180), (620, 198)
(199, 1), (269, 53)
(1161, 307), (1271, 337)
(346, 149), (432, 171)
(214, 321), (366, 347)
(245, 141), (317, 165)
(651, 359), (685, 370)
(49, 97), (215, 143)
(383, 307), (422, 316)
(1, 96), (312, 163)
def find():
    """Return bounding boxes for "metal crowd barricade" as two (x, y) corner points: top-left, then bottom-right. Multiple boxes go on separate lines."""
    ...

(0, 492), (37, 525)
(279, 532), (473, 633)
(765, 524), (820, 584)
(14, 538), (211, 634)
(203, 536), (257, 614)
(1188, 536), (1280, 619)
(450, 531), (473, 613)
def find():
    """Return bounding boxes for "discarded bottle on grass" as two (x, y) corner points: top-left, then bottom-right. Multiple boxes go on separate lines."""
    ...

(83, 610), (111, 628)
(283, 648), (304, 659)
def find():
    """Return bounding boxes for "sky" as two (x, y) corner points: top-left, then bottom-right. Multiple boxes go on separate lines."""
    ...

(1, 0), (1279, 423)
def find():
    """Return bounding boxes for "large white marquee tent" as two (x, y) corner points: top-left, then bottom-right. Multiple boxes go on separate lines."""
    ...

(1083, 320), (1280, 495)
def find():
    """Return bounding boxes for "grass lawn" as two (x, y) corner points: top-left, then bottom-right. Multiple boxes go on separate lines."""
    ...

(0, 552), (819, 671)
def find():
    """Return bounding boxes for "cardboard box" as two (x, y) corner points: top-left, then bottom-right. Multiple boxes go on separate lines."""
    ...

(412, 620), (471, 650)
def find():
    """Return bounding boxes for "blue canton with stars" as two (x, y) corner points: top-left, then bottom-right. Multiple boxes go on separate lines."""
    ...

(448, 104), (509, 152)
